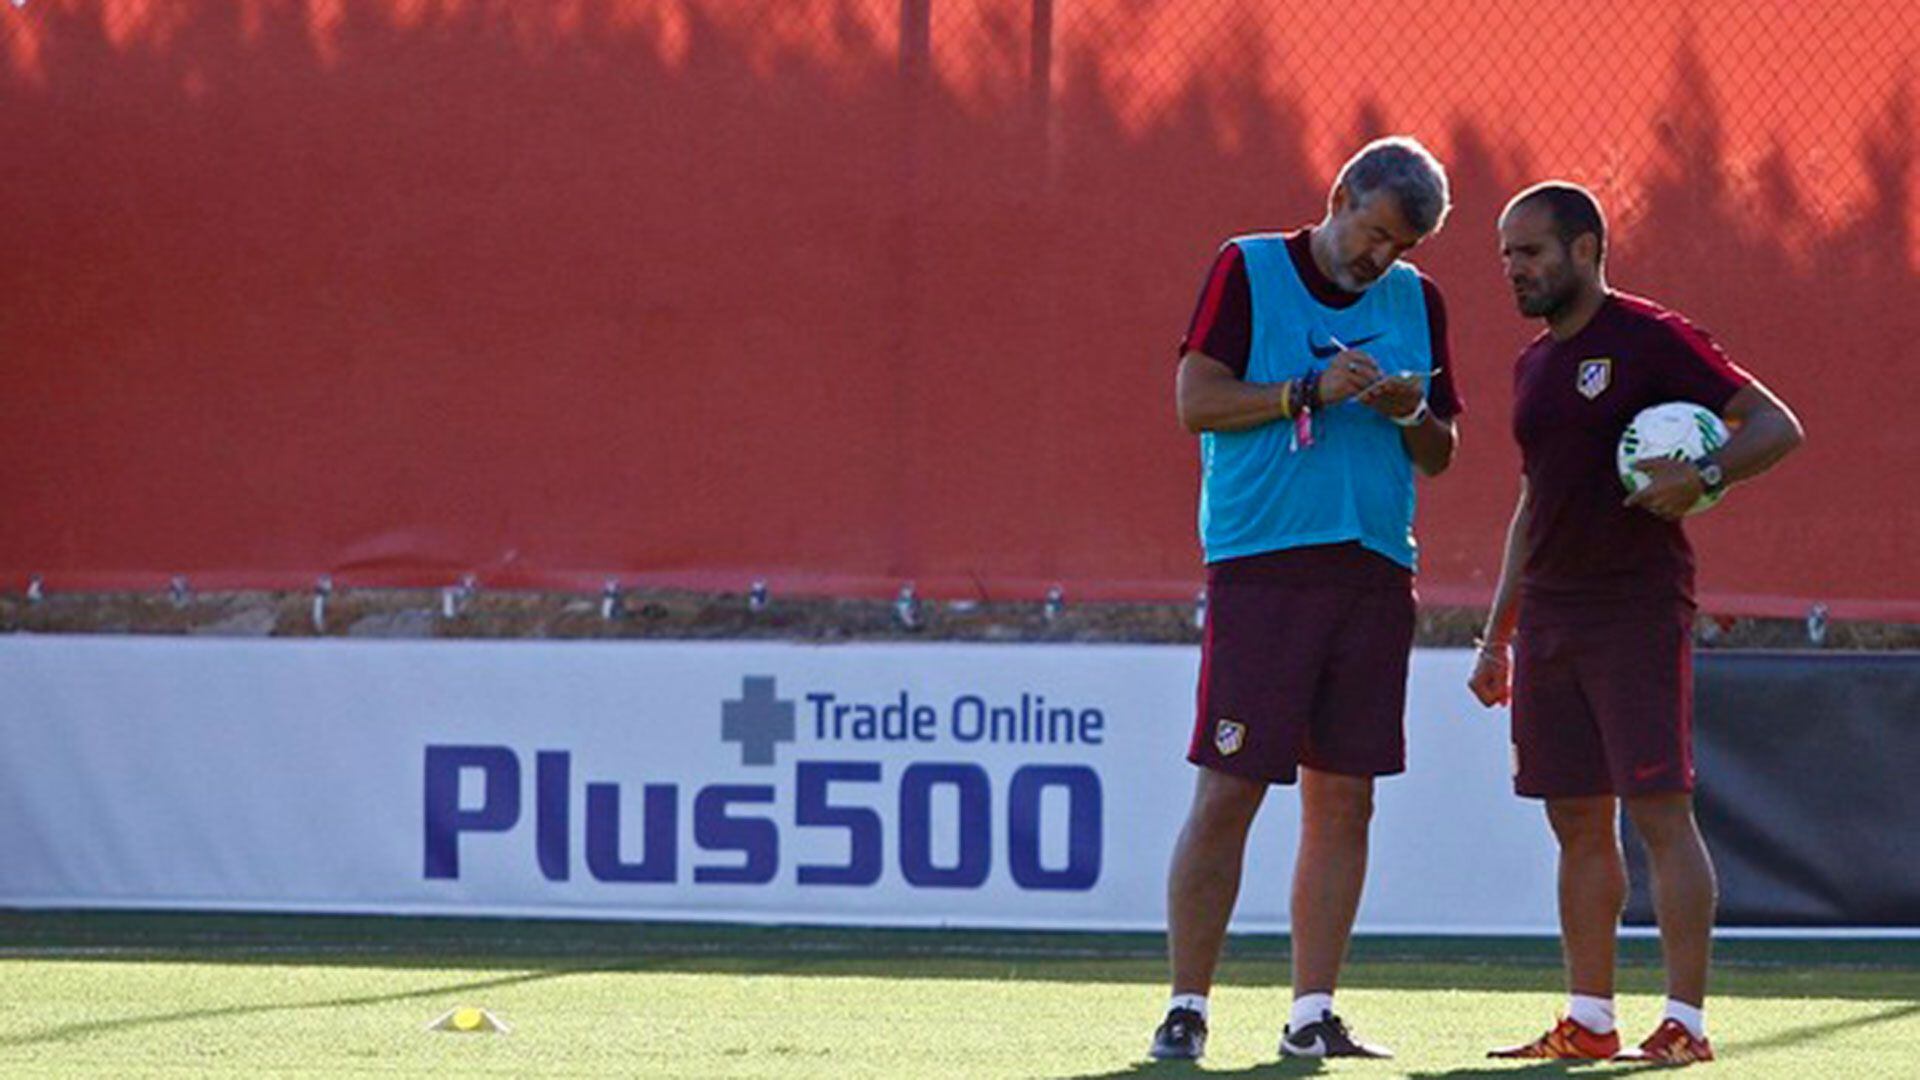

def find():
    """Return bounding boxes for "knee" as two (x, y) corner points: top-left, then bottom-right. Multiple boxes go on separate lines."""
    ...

(1624, 796), (1697, 849)
(1187, 771), (1265, 836)
(1547, 799), (1619, 853)
(1304, 782), (1374, 837)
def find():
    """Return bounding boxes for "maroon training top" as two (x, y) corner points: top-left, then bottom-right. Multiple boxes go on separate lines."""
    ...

(1178, 230), (1463, 419)
(1513, 291), (1751, 618)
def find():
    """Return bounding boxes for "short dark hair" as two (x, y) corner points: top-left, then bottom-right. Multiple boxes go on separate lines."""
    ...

(1505, 181), (1607, 262)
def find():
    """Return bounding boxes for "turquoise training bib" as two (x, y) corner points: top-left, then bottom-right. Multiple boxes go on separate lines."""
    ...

(1197, 234), (1433, 570)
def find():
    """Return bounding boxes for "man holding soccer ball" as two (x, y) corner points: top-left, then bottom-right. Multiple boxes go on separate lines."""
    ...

(1471, 182), (1803, 1065)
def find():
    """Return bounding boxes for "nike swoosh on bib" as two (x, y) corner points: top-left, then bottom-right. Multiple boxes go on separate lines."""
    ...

(1307, 330), (1383, 359)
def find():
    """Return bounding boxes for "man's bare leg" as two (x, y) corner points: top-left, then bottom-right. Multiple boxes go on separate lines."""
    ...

(1625, 793), (1716, 1007)
(1547, 795), (1628, 1001)
(1166, 767), (1267, 995)
(1289, 768), (1375, 998)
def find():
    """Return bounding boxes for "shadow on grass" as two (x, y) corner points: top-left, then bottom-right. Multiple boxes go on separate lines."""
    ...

(1725, 999), (1920, 1057)
(1397, 1000), (1920, 1078)
(4, 912), (1918, 1003)
(1070, 1058), (1326, 1079)
(1402, 1062), (1659, 1079)
(0, 962), (615, 1049)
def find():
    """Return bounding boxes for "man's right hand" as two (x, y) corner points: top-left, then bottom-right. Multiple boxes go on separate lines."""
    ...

(1318, 349), (1383, 406)
(1468, 643), (1512, 707)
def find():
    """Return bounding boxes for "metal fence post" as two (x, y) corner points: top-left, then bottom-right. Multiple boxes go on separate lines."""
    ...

(1031, 0), (1054, 181)
(898, 0), (930, 84)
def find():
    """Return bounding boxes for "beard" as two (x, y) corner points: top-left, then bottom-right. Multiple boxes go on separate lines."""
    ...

(1332, 260), (1382, 293)
(1515, 275), (1577, 318)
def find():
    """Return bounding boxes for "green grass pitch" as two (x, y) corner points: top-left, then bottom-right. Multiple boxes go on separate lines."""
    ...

(2, 914), (1916, 1077)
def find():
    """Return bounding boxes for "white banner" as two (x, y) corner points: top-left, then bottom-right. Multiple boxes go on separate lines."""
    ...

(0, 637), (1557, 932)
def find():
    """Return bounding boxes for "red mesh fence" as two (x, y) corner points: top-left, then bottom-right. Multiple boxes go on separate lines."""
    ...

(2, 1), (1915, 618)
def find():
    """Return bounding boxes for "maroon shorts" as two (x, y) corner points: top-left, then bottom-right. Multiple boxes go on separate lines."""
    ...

(1189, 547), (1414, 785)
(1511, 607), (1695, 798)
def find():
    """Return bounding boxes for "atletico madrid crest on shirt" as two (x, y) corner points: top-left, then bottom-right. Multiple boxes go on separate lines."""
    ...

(1214, 718), (1246, 756)
(1577, 357), (1613, 399)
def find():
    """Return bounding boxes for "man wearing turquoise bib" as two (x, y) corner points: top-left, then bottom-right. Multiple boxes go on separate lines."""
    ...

(1150, 137), (1463, 1062)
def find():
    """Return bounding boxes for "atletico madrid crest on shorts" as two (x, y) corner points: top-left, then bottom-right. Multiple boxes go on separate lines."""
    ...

(1576, 357), (1612, 399)
(1214, 719), (1246, 756)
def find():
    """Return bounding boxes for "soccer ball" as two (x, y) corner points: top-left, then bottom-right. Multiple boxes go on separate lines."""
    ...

(1616, 401), (1730, 515)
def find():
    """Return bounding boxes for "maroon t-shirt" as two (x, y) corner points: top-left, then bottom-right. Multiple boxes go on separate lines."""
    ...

(1513, 292), (1751, 618)
(1178, 229), (1463, 420)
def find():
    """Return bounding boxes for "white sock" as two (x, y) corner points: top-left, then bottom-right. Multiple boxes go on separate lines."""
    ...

(1567, 994), (1616, 1034)
(1664, 998), (1706, 1038)
(1168, 993), (1208, 1021)
(1289, 992), (1334, 1032)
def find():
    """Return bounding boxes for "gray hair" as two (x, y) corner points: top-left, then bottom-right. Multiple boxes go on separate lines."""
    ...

(1333, 136), (1452, 235)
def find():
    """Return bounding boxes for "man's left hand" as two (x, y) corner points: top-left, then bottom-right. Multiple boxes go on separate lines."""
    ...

(1624, 458), (1706, 521)
(1356, 375), (1425, 422)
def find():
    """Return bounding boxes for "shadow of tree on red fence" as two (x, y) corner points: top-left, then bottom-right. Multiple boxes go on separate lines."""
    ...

(0, 2), (1910, 616)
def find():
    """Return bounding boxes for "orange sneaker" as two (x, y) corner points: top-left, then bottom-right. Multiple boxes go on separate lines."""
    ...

(1487, 1016), (1622, 1059)
(1615, 1018), (1715, 1065)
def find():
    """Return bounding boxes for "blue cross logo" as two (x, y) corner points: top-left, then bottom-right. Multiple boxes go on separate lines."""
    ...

(722, 676), (795, 766)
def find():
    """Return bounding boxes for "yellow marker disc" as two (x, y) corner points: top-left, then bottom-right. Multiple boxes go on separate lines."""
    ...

(452, 1008), (484, 1031)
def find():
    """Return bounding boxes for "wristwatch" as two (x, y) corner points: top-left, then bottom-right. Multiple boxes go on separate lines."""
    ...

(1694, 455), (1726, 495)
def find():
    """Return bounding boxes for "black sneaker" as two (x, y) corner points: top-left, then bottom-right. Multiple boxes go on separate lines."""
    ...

(1280, 1010), (1393, 1059)
(1149, 1007), (1207, 1060)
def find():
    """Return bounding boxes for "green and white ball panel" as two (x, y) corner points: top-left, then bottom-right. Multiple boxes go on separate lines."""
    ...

(1616, 401), (1730, 514)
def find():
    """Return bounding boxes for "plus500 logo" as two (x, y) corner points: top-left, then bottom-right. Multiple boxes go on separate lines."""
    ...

(423, 747), (1102, 891)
